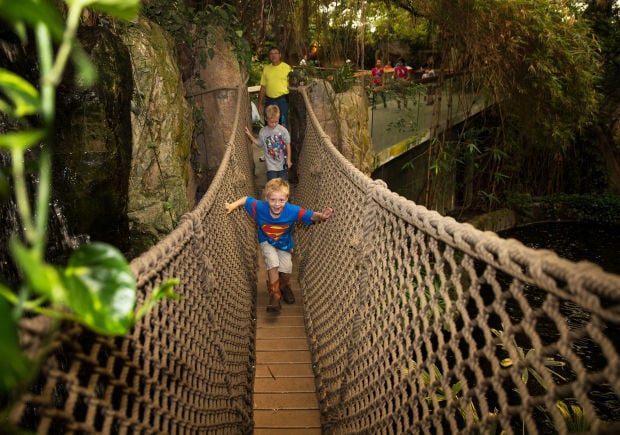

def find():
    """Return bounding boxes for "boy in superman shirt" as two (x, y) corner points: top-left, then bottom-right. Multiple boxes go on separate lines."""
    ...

(225, 178), (333, 312)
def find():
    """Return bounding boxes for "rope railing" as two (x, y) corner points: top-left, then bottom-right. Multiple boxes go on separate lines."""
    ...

(292, 85), (620, 434)
(5, 83), (258, 433)
(4, 80), (620, 434)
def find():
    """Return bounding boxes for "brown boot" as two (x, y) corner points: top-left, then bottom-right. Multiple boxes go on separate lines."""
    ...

(267, 280), (281, 312)
(279, 273), (295, 304)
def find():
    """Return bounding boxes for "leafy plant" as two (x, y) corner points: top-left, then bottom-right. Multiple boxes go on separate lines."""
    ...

(143, 1), (252, 71)
(418, 362), (499, 432)
(491, 327), (566, 390)
(0, 0), (179, 394)
(555, 400), (592, 432)
(330, 63), (356, 93)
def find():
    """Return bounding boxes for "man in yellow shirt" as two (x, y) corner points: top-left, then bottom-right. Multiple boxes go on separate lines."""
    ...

(258, 46), (292, 129)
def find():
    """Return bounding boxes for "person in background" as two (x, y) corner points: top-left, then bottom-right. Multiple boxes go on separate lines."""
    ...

(225, 178), (333, 312)
(394, 57), (409, 109)
(299, 54), (308, 66)
(422, 65), (437, 105)
(258, 46), (291, 129)
(371, 59), (386, 109)
(245, 105), (292, 181)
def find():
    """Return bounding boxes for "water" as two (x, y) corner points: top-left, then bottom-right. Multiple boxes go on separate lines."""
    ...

(498, 221), (620, 275)
(0, 151), (89, 287)
(498, 221), (620, 424)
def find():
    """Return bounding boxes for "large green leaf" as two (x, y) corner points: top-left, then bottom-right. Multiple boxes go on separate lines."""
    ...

(66, 0), (141, 21)
(62, 242), (137, 335)
(0, 296), (33, 392)
(0, 129), (45, 152)
(9, 238), (66, 303)
(0, 68), (40, 117)
(0, 0), (64, 41)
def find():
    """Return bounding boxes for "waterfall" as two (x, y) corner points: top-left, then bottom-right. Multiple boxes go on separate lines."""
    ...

(0, 150), (89, 288)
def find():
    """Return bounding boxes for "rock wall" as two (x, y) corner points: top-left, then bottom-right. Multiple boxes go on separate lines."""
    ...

(119, 17), (195, 255)
(185, 26), (246, 197)
(306, 79), (374, 175)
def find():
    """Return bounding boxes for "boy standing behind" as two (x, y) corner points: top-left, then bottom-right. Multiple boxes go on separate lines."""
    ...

(225, 178), (333, 312)
(245, 105), (292, 181)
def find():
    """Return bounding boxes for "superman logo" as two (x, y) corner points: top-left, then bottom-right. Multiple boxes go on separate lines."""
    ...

(261, 223), (290, 241)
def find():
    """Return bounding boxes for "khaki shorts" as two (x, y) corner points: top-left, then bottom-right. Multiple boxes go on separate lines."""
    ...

(260, 241), (292, 273)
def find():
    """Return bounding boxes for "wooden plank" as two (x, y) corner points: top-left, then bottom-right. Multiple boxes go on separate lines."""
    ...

(256, 297), (303, 309)
(256, 350), (312, 364)
(254, 377), (316, 393)
(254, 251), (322, 432)
(255, 363), (314, 378)
(256, 338), (309, 351)
(256, 304), (305, 316)
(254, 428), (321, 435)
(253, 392), (319, 409)
(256, 325), (306, 339)
(254, 409), (321, 428)
(256, 315), (305, 327)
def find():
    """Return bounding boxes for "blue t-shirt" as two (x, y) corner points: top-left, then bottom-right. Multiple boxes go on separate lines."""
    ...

(244, 197), (314, 252)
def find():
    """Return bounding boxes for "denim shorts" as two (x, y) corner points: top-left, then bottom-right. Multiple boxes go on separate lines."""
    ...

(267, 169), (288, 181)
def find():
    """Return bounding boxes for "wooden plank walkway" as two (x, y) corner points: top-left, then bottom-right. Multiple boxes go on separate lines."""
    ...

(250, 141), (321, 433)
(254, 255), (322, 434)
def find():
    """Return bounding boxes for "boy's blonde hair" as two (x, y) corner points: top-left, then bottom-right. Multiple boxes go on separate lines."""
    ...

(265, 104), (280, 121)
(264, 178), (290, 198)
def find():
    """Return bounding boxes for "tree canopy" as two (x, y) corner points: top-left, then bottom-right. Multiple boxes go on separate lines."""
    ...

(195, 0), (617, 206)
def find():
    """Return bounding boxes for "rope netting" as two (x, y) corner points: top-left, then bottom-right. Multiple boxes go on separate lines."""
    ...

(5, 84), (259, 433)
(4, 81), (620, 434)
(292, 86), (620, 434)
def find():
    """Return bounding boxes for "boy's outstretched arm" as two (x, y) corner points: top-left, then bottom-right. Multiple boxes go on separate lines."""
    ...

(225, 196), (248, 214)
(311, 207), (334, 222)
(244, 127), (258, 145)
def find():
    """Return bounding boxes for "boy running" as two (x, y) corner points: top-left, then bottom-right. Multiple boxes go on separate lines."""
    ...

(225, 178), (333, 312)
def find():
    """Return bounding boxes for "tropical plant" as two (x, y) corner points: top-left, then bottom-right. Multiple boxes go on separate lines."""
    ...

(555, 399), (592, 432)
(0, 0), (178, 394)
(491, 327), (567, 390)
(143, 1), (252, 71)
(418, 362), (500, 432)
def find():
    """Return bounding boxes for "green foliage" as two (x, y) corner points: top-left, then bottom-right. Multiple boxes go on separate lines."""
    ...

(417, 361), (499, 432)
(493, 327), (597, 431)
(145, 139), (177, 226)
(142, 1), (252, 71)
(62, 243), (138, 335)
(555, 400), (592, 432)
(330, 63), (357, 93)
(433, 0), (602, 150)
(0, 0), (179, 395)
(248, 61), (264, 87)
(506, 192), (620, 224)
(583, 0), (620, 104)
(491, 328), (567, 390)
(363, 2), (428, 53)
(304, 63), (357, 94)
(0, 297), (33, 392)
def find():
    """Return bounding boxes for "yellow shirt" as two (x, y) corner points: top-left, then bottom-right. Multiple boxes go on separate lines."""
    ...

(260, 62), (292, 98)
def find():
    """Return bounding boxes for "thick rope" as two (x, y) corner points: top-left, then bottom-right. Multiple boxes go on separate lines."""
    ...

(293, 84), (620, 434)
(5, 82), (620, 434)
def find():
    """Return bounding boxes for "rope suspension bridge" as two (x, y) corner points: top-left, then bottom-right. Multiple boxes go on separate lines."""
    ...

(5, 83), (620, 434)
